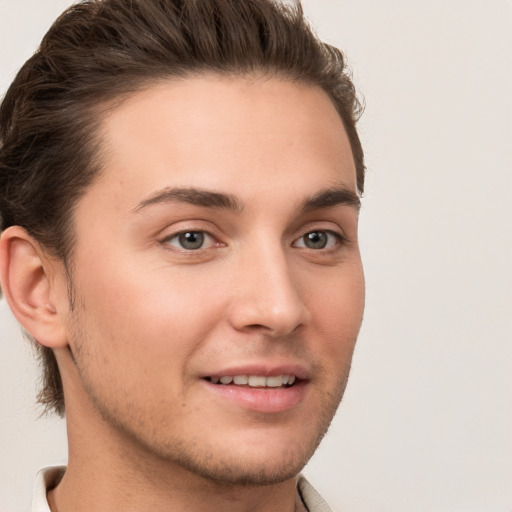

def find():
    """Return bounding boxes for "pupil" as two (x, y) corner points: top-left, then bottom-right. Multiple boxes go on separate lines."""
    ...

(179, 231), (204, 250)
(305, 231), (327, 249)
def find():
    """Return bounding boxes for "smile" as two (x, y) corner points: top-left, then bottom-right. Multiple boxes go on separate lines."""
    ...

(206, 375), (297, 388)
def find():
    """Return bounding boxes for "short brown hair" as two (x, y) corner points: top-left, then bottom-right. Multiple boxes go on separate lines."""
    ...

(0, 0), (365, 416)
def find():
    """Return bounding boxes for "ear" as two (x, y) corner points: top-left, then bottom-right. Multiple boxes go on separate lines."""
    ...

(0, 226), (69, 348)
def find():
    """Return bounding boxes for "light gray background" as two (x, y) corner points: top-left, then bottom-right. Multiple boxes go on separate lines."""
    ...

(1, 1), (511, 511)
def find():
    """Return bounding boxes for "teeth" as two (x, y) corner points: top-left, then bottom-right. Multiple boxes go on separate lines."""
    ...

(266, 375), (284, 387)
(248, 375), (267, 387)
(209, 374), (296, 387)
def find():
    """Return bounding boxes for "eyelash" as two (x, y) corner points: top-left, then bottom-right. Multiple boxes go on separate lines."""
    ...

(161, 228), (347, 253)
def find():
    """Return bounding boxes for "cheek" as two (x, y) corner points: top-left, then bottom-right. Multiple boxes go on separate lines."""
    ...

(306, 262), (365, 353)
(68, 263), (228, 409)
(76, 254), (229, 360)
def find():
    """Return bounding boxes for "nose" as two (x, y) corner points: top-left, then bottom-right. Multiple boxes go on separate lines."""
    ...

(227, 245), (310, 337)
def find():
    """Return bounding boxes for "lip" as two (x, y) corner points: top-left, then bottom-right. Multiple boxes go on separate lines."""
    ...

(203, 364), (310, 381)
(201, 363), (310, 413)
(203, 379), (308, 413)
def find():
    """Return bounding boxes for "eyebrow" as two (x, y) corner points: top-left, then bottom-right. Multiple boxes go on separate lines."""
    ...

(131, 187), (244, 214)
(131, 185), (360, 215)
(299, 187), (361, 214)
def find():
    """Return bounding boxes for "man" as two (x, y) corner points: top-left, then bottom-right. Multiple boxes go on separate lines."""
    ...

(0, 0), (365, 510)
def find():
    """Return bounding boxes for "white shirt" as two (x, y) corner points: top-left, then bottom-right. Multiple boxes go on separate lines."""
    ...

(31, 466), (333, 512)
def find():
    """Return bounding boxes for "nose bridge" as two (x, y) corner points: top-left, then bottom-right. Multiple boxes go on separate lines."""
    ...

(230, 238), (309, 335)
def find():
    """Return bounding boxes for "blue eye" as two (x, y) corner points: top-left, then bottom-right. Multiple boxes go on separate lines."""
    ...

(295, 230), (340, 250)
(165, 231), (214, 250)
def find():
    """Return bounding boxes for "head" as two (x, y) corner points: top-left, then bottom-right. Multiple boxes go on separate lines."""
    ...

(0, 0), (365, 485)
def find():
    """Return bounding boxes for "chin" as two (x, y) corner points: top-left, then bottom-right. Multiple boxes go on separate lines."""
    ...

(152, 421), (331, 487)
(168, 444), (315, 486)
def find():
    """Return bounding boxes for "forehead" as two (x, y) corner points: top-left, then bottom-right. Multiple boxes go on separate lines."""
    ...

(86, 75), (356, 213)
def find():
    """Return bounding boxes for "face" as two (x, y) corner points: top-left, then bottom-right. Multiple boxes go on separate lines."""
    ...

(61, 75), (365, 485)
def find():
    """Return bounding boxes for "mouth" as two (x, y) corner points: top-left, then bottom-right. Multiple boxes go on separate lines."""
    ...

(202, 370), (307, 413)
(205, 374), (297, 388)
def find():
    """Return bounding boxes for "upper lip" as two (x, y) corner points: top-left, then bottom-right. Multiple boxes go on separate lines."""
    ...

(203, 363), (310, 381)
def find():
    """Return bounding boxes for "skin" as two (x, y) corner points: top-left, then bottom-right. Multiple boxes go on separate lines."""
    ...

(1, 75), (364, 512)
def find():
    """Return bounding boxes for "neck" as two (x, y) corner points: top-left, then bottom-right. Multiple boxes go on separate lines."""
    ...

(48, 401), (306, 512)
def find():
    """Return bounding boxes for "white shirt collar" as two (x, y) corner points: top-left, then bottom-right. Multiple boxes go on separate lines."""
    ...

(31, 466), (66, 512)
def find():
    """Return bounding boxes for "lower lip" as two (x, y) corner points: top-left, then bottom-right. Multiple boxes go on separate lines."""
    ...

(203, 380), (308, 413)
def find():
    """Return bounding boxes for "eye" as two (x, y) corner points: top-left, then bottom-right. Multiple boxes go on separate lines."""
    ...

(294, 230), (341, 250)
(163, 230), (216, 251)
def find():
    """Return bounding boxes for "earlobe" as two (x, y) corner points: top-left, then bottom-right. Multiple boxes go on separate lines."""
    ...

(0, 226), (68, 348)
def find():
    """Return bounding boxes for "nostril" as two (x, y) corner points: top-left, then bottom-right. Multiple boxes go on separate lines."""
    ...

(246, 324), (268, 330)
